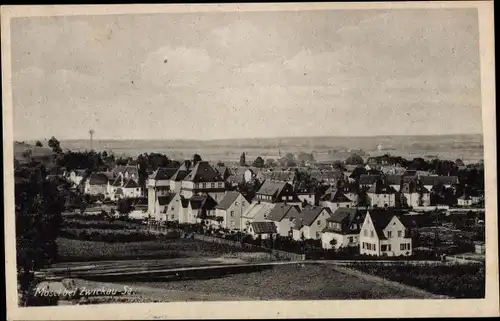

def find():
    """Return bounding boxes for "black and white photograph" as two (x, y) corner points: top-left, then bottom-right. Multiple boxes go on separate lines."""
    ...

(2, 2), (498, 320)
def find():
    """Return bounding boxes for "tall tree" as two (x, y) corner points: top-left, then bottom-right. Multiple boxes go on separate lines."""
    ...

(192, 154), (202, 166)
(240, 153), (246, 166)
(344, 153), (364, 165)
(253, 156), (265, 168)
(47, 136), (62, 154)
(15, 162), (64, 306)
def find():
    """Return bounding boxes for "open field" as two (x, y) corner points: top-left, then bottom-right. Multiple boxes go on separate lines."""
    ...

(57, 237), (268, 262)
(120, 264), (437, 300)
(52, 134), (484, 163)
(347, 262), (485, 298)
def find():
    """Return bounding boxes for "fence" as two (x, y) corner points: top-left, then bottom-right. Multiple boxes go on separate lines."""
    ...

(145, 225), (305, 261)
(192, 233), (306, 261)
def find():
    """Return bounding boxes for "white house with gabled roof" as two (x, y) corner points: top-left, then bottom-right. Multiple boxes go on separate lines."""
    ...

(359, 209), (412, 257)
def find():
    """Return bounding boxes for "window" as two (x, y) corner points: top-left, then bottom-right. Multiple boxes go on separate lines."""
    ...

(398, 230), (402, 237)
(282, 196), (287, 200)
(136, 188), (139, 191)
(317, 220), (321, 226)
(400, 243), (410, 251)
(288, 196), (292, 200)
(364, 229), (368, 236)
(387, 244), (392, 251)
(171, 215), (174, 220)
(316, 232), (320, 238)
(202, 183), (206, 188)
(381, 245), (387, 251)
(211, 183), (215, 188)
(362, 243), (365, 249)
(348, 237), (354, 243)
(387, 231), (392, 238)
(230, 211), (235, 217)
(370, 230), (374, 237)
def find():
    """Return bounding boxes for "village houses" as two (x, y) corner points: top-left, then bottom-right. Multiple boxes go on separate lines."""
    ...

(213, 191), (251, 230)
(240, 180), (300, 231)
(267, 204), (302, 237)
(147, 167), (178, 215)
(359, 209), (413, 257)
(321, 207), (366, 250)
(366, 179), (397, 208)
(291, 206), (332, 241)
(319, 186), (354, 213)
(247, 221), (278, 239)
(180, 161), (226, 201)
(400, 182), (431, 207)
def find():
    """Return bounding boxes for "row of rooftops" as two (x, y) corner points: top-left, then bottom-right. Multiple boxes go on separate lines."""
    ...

(252, 204), (415, 238)
(358, 173), (459, 187)
(149, 161), (225, 183)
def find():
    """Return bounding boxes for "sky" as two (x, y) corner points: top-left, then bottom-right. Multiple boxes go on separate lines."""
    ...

(10, 8), (482, 141)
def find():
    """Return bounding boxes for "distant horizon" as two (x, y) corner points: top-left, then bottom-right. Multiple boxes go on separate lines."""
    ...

(19, 132), (484, 144)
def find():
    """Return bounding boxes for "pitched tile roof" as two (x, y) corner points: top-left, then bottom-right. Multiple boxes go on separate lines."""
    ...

(296, 205), (332, 227)
(149, 167), (178, 180)
(157, 193), (176, 206)
(180, 196), (189, 208)
(420, 176), (458, 186)
(321, 189), (352, 203)
(111, 165), (138, 176)
(227, 174), (245, 184)
(250, 221), (277, 234)
(327, 207), (367, 225)
(215, 191), (248, 210)
(189, 194), (217, 210)
(183, 161), (224, 183)
(400, 182), (430, 194)
(256, 180), (287, 196)
(170, 164), (191, 182)
(385, 175), (402, 185)
(111, 176), (122, 187)
(366, 208), (408, 240)
(309, 170), (343, 181)
(88, 173), (109, 185)
(367, 180), (396, 194)
(267, 204), (301, 222)
(359, 174), (381, 185)
(123, 178), (140, 188)
(260, 170), (296, 183)
(242, 202), (275, 219)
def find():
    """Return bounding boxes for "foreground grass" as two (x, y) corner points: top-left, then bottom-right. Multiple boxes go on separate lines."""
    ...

(123, 264), (435, 300)
(347, 262), (485, 298)
(56, 237), (266, 262)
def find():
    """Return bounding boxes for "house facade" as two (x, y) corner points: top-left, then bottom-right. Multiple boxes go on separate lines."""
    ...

(214, 191), (251, 230)
(147, 167), (178, 215)
(366, 180), (397, 208)
(267, 204), (302, 237)
(319, 188), (354, 213)
(83, 173), (109, 196)
(180, 161), (226, 201)
(401, 182), (431, 207)
(248, 221), (278, 240)
(152, 193), (176, 221)
(164, 193), (189, 223)
(291, 206), (332, 240)
(321, 208), (366, 250)
(359, 209), (412, 257)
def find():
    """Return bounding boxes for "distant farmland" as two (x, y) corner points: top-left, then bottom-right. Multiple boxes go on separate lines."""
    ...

(34, 134), (483, 164)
